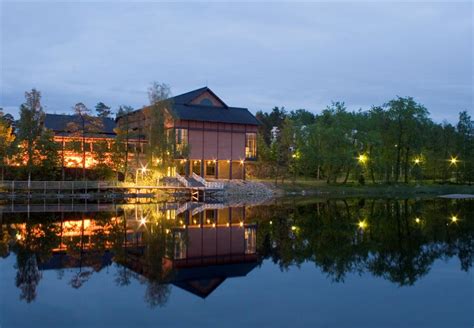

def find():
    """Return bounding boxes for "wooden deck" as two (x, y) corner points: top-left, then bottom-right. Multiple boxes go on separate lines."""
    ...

(0, 180), (223, 202)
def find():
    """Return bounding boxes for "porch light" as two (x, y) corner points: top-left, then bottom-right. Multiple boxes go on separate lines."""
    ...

(450, 157), (458, 166)
(413, 158), (421, 165)
(415, 218), (421, 224)
(291, 226), (297, 231)
(451, 215), (458, 223)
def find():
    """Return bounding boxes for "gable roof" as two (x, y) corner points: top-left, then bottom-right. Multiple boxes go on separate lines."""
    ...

(44, 114), (116, 136)
(171, 87), (228, 107)
(168, 87), (258, 125)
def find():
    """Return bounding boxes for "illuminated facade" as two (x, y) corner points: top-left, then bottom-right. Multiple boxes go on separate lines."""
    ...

(117, 87), (259, 179)
(44, 114), (144, 169)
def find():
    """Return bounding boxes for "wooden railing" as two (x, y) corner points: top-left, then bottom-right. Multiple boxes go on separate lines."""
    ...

(0, 180), (136, 191)
(175, 173), (190, 188)
(191, 173), (224, 190)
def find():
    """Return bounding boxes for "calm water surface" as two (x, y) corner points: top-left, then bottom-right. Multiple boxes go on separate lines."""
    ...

(0, 197), (473, 328)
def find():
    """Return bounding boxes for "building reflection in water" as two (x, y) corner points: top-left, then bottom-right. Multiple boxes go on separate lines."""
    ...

(6, 203), (259, 302)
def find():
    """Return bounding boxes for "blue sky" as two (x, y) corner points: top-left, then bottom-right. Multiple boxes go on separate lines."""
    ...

(1, 1), (472, 123)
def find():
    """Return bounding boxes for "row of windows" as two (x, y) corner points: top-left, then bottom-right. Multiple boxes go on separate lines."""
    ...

(57, 130), (257, 158)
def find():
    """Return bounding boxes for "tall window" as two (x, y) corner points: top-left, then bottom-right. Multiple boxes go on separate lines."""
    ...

(175, 128), (188, 152)
(245, 133), (257, 159)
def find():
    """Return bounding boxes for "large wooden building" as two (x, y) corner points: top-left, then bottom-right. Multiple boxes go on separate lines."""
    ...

(118, 87), (259, 179)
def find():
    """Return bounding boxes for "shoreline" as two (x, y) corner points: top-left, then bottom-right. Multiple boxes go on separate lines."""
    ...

(1, 180), (472, 202)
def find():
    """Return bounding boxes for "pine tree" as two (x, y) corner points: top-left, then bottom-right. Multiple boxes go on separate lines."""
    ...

(95, 102), (112, 118)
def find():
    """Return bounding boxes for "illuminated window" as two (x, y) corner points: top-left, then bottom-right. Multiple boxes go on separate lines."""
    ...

(206, 161), (216, 176)
(245, 133), (257, 159)
(175, 128), (188, 152)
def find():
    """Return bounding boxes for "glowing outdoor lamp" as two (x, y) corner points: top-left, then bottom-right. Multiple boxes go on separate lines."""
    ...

(139, 215), (147, 226)
(413, 157), (421, 165)
(451, 215), (458, 223)
(358, 220), (368, 230)
(415, 217), (421, 224)
(449, 157), (458, 166)
(357, 154), (368, 164)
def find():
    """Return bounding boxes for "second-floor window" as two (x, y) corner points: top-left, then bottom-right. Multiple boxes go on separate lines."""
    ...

(175, 128), (188, 151)
(245, 133), (257, 159)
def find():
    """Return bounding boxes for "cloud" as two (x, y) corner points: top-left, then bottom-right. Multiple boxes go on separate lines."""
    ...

(1, 1), (472, 122)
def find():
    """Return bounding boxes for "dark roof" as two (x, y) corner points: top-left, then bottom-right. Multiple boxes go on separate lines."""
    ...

(44, 114), (116, 136)
(170, 87), (228, 107)
(122, 87), (259, 126)
(171, 103), (259, 125)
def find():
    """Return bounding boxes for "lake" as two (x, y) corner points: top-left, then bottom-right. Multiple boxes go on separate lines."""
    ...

(0, 197), (473, 328)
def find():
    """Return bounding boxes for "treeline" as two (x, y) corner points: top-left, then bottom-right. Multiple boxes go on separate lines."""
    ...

(255, 97), (473, 184)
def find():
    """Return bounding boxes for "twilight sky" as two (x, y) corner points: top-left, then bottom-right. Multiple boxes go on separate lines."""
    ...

(1, 1), (472, 123)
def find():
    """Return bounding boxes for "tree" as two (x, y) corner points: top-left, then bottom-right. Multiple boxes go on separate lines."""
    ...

(0, 110), (15, 180)
(36, 129), (60, 179)
(111, 105), (134, 181)
(95, 102), (112, 118)
(384, 97), (429, 183)
(16, 89), (45, 180)
(146, 82), (175, 179)
(67, 103), (103, 180)
(456, 111), (473, 183)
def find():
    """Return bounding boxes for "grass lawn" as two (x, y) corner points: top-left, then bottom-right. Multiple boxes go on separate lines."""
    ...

(253, 178), (473, 196)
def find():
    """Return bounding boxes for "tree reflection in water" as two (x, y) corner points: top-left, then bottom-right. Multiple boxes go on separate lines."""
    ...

(0, 197), (472, 306)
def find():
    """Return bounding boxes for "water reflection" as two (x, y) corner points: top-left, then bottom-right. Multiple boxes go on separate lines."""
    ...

(0, 197), (472, 307)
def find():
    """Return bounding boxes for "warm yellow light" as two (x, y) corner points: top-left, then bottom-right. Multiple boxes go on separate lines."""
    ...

(451, 215), (458, 223)
(239, 221), (244, 227)
(291, 226), (297, 231)
(227, 160), (230, 163)
(414, 158), (421, 165)
(165, 229), (170, 234)
(179, 220), (183, 225)
(358, 220), (368, 229)
(213, 159), (217, 163)
(16, 233), (22, 241)
(240, 160), (244, 165)
(450, 157), (458, 165)
(139, 217), (147, 226)
(226, 222), (230, 227)
(292, 153), (297, 158)
(415, 218), (421, 224)
(193, 219), (197, 224)
(358, 154), (368, 164)
(206, 219), (210, 224)
(269, 221), (273, 225)
(182, 224), (186, 228)
(212, 223), (216, 228)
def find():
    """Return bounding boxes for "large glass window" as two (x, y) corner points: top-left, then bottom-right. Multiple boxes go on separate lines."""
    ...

(175, 128), (188, 152)
(206, 161), (216, 176)
(245, 133), (257, 159)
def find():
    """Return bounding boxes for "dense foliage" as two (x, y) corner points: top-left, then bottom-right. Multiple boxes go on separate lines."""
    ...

(255, 98), (473, 184)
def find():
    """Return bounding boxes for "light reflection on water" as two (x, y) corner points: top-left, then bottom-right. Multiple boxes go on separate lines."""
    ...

(0, 197), (473, 327)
